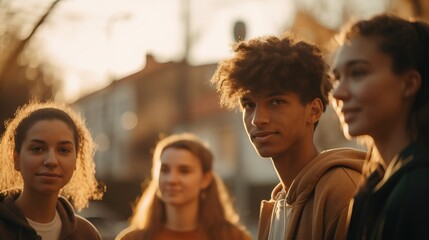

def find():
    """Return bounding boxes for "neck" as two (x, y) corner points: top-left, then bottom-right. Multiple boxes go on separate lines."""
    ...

(272, 140), (319, 190)
(374, 135), (411, 167)
(164, 199), (199, 231)
(15, 189), (58, 223)
(372, 117), (412, 166)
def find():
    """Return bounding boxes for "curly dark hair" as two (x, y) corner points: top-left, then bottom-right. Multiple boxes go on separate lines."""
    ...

(210, 33), (332, 114)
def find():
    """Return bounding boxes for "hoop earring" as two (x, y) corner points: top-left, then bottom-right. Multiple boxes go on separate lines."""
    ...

(200, 190), (206, 200)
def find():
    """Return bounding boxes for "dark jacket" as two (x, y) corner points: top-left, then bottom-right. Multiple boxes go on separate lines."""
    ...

(0, 193), (100, 240)
(347, 143), (429, 240)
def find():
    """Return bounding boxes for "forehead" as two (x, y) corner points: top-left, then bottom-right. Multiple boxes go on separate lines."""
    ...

(25, 119), (75, 141)
(241, 89), (296, 99)
(332, 37), (384, 70)
(160, 147), (201, 167)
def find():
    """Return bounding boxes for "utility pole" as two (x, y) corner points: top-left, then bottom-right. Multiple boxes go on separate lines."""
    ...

(177, 0), (190, 127)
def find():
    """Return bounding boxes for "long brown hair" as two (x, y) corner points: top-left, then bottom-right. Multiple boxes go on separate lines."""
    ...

(125, 133), (250, 240)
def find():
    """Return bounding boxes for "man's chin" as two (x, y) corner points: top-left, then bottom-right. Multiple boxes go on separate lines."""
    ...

(252, 144), (275, 158)
(255, 149), (274, 158)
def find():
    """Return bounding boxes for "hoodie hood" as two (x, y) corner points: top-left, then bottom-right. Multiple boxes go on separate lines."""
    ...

(258, 148), (365, 240)
(0, 193), (35, 234)
(0, 193), (80, 239)
(271, 148), (365, 205)
(57, 196), (79, 238)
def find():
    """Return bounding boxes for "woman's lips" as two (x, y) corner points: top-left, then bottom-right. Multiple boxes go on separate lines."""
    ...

(342, 108), (360, 123)
(37, 172), (62, 178)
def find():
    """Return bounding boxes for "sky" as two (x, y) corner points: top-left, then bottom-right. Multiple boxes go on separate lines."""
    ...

(4, 0), (388, 102)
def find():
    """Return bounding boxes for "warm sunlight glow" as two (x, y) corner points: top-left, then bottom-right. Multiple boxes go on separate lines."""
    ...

(5, 0), (387, 102)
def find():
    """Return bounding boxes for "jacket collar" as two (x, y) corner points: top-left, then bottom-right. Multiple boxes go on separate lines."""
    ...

(57, 196), (78, 238)
(0, 192), (78, 239)
(373, 142), (427, 192)
(0, 193), (36, 233)
(270, 148), (364, 206)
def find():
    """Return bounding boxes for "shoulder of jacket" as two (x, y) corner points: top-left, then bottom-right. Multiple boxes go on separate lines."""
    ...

(75, 215), (101, 239)
(320, 166), (361, 184)
(115, 228), (144, 240)
(322, 147), (366, 158)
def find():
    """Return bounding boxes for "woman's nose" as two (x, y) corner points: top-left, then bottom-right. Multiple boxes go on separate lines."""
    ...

(332, 80), (350, 101)
(43, 149), (59, 167)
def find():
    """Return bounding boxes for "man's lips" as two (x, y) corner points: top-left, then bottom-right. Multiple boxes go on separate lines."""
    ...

(251, 131), (277, 142)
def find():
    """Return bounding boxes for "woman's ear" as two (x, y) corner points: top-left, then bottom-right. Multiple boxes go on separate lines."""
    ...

(307, 98), (323, 124)
(403, 70), (421, 98)
(201, 171), (213, 189)
(13, 152), (21, 171)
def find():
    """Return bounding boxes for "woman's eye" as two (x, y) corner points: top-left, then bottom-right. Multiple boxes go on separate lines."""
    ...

(350, 69), (368, 78)
(160, 166), (169, 173)
(31, 147), (43, 153)
(59, 148), (71, 154)
(179, 168), (191, 174)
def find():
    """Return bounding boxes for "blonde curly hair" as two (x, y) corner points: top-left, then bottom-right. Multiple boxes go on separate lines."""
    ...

(0, 101), (104, 210)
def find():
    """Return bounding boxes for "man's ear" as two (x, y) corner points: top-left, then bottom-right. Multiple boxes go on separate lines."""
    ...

(13, 152), (21, 171)
(307, 98), (323, 124)
(201, 171), (213, 189)
(403, 70), (421, 98)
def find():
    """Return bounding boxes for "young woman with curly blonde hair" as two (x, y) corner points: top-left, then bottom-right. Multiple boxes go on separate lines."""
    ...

(0, 101), (104, 239)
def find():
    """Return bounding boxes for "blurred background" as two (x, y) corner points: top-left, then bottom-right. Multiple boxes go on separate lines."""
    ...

(1, 0), (428, 239)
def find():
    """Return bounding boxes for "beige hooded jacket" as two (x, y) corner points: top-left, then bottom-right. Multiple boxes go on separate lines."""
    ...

(258, 148), (365, 240)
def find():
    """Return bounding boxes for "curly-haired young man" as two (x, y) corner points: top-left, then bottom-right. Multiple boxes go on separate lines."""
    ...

(211, 34), (365, 240)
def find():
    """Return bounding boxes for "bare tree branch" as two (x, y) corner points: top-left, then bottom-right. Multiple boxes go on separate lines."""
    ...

(0, 0), (63, 79)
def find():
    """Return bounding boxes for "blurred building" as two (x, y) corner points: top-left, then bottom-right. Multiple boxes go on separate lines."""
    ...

(72, 54), (285, 236)
(72, 7), (373, 238)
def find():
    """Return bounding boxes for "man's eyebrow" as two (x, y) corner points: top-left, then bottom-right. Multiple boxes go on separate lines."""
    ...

(265, 91), (286, 97)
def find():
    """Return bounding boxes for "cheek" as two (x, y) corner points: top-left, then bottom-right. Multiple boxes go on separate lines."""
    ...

(63, 157), (77, 173)
(187, 174), (204, 189)
(243, 114), (253, 130)
(158, 175), (166, 187)
(360, 82), (401, 111)
(352, 80), (376, 102)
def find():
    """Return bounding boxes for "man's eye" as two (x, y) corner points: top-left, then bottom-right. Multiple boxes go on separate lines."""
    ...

(241, 102), (255, 109)
(272, 99), (286, 105)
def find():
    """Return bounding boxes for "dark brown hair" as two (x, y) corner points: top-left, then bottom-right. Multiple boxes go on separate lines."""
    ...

(340, 13), (429, 148)
(210, 33), (332, 128)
